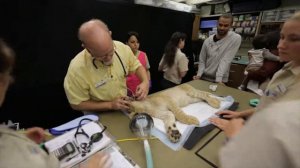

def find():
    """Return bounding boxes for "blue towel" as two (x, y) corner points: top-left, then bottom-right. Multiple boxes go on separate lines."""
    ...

(49, 114), (99, 135)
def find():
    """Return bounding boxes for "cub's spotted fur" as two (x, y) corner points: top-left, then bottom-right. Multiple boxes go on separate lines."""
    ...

(129, 84), (220, 143)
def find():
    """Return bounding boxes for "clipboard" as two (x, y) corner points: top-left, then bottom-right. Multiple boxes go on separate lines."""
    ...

(44, 120), (140, 168)
(183, 102), (239, 150)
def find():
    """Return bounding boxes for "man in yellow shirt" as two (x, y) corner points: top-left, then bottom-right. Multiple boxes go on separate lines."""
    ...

(0, 39), (111, 168)
(64, 19), (149, 113)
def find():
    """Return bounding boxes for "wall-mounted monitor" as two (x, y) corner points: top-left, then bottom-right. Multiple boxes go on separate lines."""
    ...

(200, 20), (218, 29)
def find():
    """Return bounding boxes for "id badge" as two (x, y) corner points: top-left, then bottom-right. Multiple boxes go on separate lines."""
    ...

(265, 83), (287, 98)
(95, 79), (107, 88)
(277, 83), (287, 93)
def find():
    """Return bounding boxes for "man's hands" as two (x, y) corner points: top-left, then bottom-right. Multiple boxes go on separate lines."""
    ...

(135, 81), (149, 100)
(134, 66), (149, 100)
(217, 82), (225, 86)
(25, 127), (46, 144)
(110, 81), (149, 111)
(111, 96), (131, 110)
(193, 75), (200, 80)
(215, 110), (241, 119)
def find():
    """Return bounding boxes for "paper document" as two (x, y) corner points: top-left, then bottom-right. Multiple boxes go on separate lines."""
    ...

(108, 146), (139, 168)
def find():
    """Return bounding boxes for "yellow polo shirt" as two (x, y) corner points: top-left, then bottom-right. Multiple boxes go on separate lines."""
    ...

(257, 61), (300, 111)
(64, 41), (141, 105)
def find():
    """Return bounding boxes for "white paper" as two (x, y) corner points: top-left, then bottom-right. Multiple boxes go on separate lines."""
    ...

(109, 146), (139, 168)
(45, 122), (137, 168)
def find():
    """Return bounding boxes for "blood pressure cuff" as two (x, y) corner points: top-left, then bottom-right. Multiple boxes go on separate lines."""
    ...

(49, 114), (99, 135)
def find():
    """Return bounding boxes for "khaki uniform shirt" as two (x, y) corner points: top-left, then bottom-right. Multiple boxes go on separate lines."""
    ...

(159, 49), (189, 84)
(257, 61), (300, 111)
(0, 126), (59, 168)
(220, 100), (300, 168)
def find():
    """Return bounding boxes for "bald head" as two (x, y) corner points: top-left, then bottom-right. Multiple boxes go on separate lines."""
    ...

(78, 19), (109, 41)
(78, 19), (114, 64)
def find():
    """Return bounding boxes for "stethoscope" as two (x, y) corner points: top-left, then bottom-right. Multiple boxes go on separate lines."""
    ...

(92, 51), (127, 77)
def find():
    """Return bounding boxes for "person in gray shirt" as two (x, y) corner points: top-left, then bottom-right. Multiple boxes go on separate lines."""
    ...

(193, 14), (241, 84)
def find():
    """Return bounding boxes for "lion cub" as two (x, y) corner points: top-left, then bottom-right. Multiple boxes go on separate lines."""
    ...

(129, 84), (220, 143)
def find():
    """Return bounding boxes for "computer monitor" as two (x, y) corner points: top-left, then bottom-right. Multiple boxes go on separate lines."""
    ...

(200, 20), (218, 29)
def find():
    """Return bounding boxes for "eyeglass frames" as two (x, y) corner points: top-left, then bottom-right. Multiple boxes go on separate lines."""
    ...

(92, 50), (127, 77)
(74, 118), (107, 157)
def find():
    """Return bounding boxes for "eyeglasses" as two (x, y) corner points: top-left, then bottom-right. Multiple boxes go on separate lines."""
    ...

(92, 45), (127, 77)
(74, 118), (107, 157)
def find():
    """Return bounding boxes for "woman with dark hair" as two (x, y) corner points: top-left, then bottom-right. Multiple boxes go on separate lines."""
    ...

(158, 32), (188, 90)
(126, 31), (151, 96)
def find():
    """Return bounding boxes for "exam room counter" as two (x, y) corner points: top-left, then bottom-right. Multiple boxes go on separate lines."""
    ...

(100, 80), (259, 168)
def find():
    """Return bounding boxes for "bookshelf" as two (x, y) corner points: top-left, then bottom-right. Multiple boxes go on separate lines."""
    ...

(258, 8), (300, 34)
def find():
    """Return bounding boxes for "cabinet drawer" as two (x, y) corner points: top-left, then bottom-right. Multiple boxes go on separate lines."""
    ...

(227, 63), (246, 88)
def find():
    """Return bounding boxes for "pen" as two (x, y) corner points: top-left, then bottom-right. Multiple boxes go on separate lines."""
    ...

(39, 143), (49, 154)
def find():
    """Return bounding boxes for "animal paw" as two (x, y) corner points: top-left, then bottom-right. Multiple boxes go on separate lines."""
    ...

(128, 111), (136, 119)
(167, 124), (181, 143)
(187, 116), (199, 125)
(207, 97), (220, 109)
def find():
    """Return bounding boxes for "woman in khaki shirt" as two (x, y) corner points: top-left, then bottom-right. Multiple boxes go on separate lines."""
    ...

(158, 32), (189, 90)
(211, 11), (300, 168)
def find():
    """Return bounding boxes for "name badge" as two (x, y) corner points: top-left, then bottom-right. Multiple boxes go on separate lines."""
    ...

(265, 83), (287, 98)
(276, 83), (287, 94)
(95, 76), (113, 88)
(95, 80), (107, 88)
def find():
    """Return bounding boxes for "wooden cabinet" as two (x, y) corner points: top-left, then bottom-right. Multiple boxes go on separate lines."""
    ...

(192, 15), (201, 41)
(227, 63), (247, 88)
